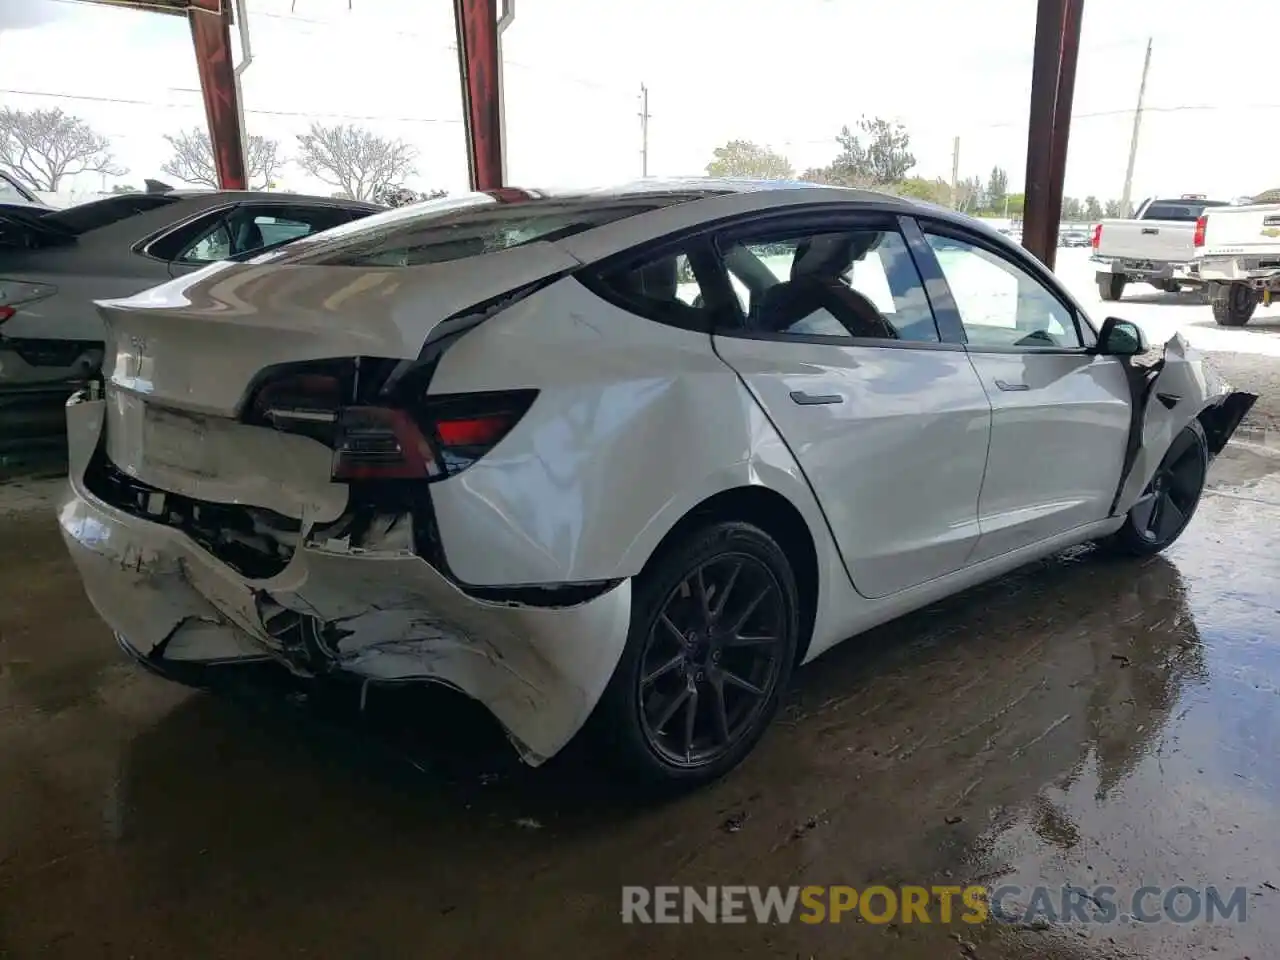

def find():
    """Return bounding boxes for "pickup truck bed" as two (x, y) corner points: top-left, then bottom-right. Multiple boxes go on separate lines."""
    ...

(1196, 200), (1280, 326)
(1090, 196), (1229, 302)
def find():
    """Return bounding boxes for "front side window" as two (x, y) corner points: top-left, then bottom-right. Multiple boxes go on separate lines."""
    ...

(925, 233), (1081, 349)
(718, 226), (939, 342)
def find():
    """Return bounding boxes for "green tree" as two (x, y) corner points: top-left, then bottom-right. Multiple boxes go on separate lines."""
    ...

(1061, 196), (1084, 221)
(109, 183), (138, 195)
(1104, 198), (1129, 217)
(804, 116), (915, 187)
(705, 140), (794, 180)
(891, 176), (950, 205)
(1084, 196), (1103, 220)
(985, 165), (1008, 212)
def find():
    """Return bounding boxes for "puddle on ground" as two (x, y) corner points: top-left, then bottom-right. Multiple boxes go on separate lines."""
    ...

(0, 457), (1278, 959)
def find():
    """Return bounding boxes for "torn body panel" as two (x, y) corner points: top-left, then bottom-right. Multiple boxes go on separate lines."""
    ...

(60, 397), (633, 764)
(1113, 333), (1258, 515)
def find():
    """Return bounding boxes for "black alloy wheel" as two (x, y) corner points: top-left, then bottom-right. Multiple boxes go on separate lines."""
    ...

(590, 521), (799, 787)
(638, 553), (787, 768)
(1108, 422), (1209, 556)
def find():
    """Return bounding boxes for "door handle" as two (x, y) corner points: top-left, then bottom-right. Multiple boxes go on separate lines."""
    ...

(789, 390), (844, 405)
(1141, 227), (1159, 235)
(994, 379), (1030, 392)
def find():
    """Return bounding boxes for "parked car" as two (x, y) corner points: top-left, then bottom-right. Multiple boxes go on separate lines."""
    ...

(1059, 228), (1091, 247)
(1194, 188), (1280, 326)
(0, 188), (382, 388)
(1090, 195), (1231, 300)
(0, 169), (54, 215)
(59, 181), (1255, 787)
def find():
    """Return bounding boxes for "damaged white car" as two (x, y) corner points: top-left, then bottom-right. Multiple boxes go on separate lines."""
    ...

(58, 181), (1256, 787)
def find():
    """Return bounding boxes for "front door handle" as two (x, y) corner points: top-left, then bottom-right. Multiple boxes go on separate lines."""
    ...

(790, 390), (844, 405)
(994, 379), (1030, 392)
(1141, 227), (1159, 235)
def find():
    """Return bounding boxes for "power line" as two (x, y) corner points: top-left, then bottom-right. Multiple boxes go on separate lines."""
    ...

(0, 87), (462, 125)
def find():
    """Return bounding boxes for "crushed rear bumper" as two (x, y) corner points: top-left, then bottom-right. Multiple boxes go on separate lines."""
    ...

(59, 397), (632, 765)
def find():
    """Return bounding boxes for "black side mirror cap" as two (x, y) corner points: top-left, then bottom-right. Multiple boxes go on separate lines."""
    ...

(1097, 316), (1148, 356)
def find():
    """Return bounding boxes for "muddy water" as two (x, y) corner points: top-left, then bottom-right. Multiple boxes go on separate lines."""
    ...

(2, 447), (1280, 959)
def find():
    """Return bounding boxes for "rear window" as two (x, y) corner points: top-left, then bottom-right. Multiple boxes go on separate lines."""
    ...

(1142, 199), (1228, 222)
(258, 191), (707, 267)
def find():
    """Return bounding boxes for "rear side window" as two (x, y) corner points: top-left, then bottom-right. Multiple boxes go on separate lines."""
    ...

(595, 249), (714, 328)
(264, 193), (699, 268)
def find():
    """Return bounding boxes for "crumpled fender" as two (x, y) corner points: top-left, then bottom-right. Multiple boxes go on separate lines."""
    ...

(1112, 333), (1257, 515)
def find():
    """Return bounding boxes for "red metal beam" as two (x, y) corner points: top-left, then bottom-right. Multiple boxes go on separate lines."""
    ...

(188, 0), (246, 189)
(1043, 0), (1084, 271)
(454, 0), (504, 191)
(1022, 0), (1066, 267)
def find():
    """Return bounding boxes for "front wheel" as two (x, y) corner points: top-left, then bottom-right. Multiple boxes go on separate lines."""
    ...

(1104, 421), (1209, 557)
(589, 521), (799, 788)
(1098, 274), (1126, 301)
(1210, 282), (1257, 326)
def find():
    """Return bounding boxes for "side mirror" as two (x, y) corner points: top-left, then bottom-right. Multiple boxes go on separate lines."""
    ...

(1097, 316), (1148, 356)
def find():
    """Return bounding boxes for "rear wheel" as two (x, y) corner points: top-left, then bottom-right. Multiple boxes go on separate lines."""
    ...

(1098, 274), (1126, 301)
(590, 522), (799, 788)
(1104, 421), (1208, 556)
(1210, 282), (1257, 326)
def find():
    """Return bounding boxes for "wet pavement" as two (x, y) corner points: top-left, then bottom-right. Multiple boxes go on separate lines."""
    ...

(3, 443), (1280, 959)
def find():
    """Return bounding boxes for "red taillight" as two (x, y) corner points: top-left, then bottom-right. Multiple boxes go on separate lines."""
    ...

(1091, 223), (1102, 249)
(330, 390), (536, 482)
(435, 414), (513, 448)
(1193, 215), (1207, 248)
(0, 305), (14, 325)
(332, 406), (441, 480)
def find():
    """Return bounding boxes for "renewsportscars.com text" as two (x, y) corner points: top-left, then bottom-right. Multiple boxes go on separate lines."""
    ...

(621, 884), (1249, 925)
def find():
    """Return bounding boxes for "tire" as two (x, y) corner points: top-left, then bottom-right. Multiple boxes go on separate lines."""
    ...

(588, 521), (799, 789)
(1104, 421), (1209, 557)
(1210, 282), (1257, 326)
(1098, 274), (1126, 301)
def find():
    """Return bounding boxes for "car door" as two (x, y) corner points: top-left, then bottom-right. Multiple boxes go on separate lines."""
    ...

(708, 212), (993, 599)
(166, 202), (370, 277)
(917, 222), (1132, 563)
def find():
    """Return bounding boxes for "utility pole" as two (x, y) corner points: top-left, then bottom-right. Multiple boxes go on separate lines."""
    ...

(1119, 38), (1152, 217)
(639, 83), (650, 177)
(950, 136), (961, 209)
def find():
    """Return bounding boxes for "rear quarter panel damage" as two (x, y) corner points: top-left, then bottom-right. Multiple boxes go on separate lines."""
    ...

(424, 276), (834, 587)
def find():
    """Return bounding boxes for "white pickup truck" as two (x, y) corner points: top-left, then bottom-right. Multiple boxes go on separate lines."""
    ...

(1090, 195), (1231, 301)
(1195, 189), (1280, 326)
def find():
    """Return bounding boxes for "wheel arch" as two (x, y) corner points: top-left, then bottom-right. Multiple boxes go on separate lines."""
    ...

(636, 484), (821, 667)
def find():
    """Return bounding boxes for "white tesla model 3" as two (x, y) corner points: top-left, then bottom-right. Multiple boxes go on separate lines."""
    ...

(58, 181), (1254, 786)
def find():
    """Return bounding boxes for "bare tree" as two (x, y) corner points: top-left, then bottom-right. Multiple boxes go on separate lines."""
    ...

(295, 123), (416, 201)
(161, 127), (284, 189)
(0, 107), (125, 191)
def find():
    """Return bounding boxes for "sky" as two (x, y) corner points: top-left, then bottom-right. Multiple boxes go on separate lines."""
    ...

(1, 0), (1279, 202)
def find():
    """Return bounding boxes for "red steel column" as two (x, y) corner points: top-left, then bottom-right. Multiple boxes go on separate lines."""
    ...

(454, 0), (504, 191)
(1022, 0), (1083, 270)
(1043, 0), (1084, 271)
(188, 0), (246, 190)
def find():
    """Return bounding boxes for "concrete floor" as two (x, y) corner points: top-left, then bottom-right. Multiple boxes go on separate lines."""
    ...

(3, 259), (1280, 958)
(2, 438), (1279, 959)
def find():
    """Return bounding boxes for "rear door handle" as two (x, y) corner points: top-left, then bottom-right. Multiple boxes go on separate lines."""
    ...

(790, 390), (844, 405)
(1141, 227), (1159, 235)
(994, 379), (1030, 392)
